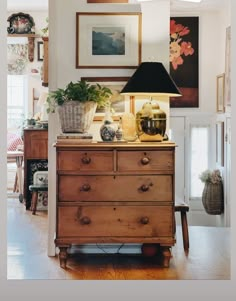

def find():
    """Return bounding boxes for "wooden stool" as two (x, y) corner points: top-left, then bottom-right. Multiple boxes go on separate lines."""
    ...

(29, 184), (48, 215)
(175, 203), (189, 250)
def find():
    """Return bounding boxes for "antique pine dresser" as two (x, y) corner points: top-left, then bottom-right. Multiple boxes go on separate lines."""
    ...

(24, 128), (48, 209)
(55, 141), (176, 268)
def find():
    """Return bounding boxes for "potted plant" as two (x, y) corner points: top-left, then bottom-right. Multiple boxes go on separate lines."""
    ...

(199, 169), (224, 215)
(47, 80), (112, 133)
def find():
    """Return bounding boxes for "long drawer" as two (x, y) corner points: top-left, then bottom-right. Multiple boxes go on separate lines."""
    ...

(57, 205), (173, 237)
(117, 150), (174, 172)
(58, 175), (173, 202)
(57, 150), (113, 171)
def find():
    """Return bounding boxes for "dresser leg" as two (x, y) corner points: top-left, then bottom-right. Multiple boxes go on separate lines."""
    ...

(59, 247), (68, 269)
(160, 247), (172, 268)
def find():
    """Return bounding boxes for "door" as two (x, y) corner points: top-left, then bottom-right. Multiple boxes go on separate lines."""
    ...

(169, 116), (186, 205)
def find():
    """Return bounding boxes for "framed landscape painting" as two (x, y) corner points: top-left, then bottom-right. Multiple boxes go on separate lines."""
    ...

(76, 12), (142, 68)
(81, 77), (130, 120)
(170, 17), (199, 108)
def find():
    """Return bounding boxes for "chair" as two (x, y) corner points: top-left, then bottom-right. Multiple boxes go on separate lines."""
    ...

(175, 201), (189, 251)
(29, 184), (48, 215)
(7, 150), (24, 202)
(29, 171), (48, 214)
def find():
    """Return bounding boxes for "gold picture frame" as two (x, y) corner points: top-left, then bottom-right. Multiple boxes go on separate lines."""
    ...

(216, 73), (225, 113)
(76, 12), (142, 68)
(81, 77), (130, 121)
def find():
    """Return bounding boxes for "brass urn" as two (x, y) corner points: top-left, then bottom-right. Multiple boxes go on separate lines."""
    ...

(136, 101), (166, 142)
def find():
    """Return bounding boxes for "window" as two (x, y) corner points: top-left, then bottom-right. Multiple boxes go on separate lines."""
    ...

(190, 125), (210, 199)
(7, 75), (28, 132)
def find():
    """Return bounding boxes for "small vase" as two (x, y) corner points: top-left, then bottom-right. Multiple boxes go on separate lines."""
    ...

(100, 106), (116, 142)
(122, 113), (137, 142)
(115, 117), (123, 141)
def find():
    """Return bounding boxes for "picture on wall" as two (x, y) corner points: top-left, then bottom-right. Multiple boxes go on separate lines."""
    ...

(37, 41), (44, 61)
(81, 77), (130, 121)
(76, 12), (142, 68)
(169, 17), (199, 108)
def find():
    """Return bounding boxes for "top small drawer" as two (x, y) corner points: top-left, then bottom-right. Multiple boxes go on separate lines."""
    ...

(117, 150), (174, 172)
(57, 150), (113, 172)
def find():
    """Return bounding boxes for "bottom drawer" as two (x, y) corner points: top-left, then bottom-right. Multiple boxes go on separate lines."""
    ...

(57, 205), (173, 238)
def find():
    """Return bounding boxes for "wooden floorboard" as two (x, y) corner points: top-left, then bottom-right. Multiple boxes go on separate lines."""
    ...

(7, 198), (230, 280)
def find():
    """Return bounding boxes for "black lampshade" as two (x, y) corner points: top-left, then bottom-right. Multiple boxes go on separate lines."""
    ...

(120, 62), (181, 97)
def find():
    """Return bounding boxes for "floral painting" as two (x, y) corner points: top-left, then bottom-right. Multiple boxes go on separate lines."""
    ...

(169, 17), (199, 108)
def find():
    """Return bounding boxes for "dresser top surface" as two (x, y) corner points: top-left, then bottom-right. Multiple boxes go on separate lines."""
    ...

(55, 141), (176, 150)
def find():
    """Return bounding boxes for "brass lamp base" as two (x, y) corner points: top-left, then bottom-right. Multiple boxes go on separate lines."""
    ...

(139, 133), (164, 142)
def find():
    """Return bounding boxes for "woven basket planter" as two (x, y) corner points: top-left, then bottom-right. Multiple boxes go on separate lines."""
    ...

(57, 101), (97, 133)
(202, 182), (224, 215)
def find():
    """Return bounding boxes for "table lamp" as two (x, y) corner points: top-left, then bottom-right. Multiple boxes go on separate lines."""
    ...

(120, 62), (181, 141)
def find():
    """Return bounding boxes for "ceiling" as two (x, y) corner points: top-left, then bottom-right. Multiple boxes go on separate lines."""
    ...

(7, 0), (228, 12)
(7, 0), (48, 11)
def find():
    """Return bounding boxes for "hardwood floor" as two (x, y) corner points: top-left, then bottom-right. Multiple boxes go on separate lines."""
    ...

(7, 198), (230, 280)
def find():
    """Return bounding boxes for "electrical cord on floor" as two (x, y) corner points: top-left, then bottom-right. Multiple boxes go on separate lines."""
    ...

(96, 243), (125, 254)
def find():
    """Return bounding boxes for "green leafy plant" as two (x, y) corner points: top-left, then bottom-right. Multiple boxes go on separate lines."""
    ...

(46, 80), (112, 113)
(41, 17), (49, 36)
(199, 169), (222, 184)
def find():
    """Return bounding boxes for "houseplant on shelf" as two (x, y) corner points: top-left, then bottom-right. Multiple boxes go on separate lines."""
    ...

(199, 169), (224, 215)
(47, 80), (112, 133)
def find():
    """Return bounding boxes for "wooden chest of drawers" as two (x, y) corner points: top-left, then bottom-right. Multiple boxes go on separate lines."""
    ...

(55, 142), (176, 268)
(23, 129), (48, 209)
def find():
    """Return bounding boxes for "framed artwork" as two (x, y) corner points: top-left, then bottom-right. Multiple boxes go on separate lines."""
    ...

(87, 0), (128, 3)
(224, 26), (231, 107)
(216, 73), (225, 113)
(76, 12), (142, 68)
(37, 41), (44, 61)
(170, 17), (199, 108)
(216, 121), (224, 167)
(81, 77), (130, 121)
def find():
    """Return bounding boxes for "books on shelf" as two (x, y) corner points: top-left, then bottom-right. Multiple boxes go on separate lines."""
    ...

(57, 133), (93, 143)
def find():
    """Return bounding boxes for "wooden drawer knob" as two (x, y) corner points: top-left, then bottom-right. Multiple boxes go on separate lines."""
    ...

(81, 156), (91, 164)
(80, 184), (91, 192)
(80, 216), (91, 225)
(141, 157), (150, 165)
(140, 217), (149, 224)
(140, 184), (150, 192)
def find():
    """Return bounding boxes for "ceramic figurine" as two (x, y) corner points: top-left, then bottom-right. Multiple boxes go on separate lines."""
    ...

(100, 120), (116, 141)
(100, 105), (116, 142)
(115, 117), (123, 141)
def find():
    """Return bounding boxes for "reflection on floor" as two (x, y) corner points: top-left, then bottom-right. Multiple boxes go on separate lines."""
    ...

(7, 198), (230, 280)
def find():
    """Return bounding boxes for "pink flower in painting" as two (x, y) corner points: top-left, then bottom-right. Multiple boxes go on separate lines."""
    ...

(181, 41), (194, 56)
(170, 19), (194, 70)
(171, 56), (184, 71)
